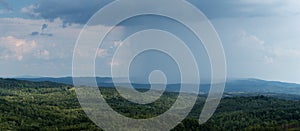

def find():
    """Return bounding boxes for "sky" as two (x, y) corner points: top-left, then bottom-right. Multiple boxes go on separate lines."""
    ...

(0, 0), (300, 83)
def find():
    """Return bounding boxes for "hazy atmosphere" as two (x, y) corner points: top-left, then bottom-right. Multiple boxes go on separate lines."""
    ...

(1, 0), (300, 83)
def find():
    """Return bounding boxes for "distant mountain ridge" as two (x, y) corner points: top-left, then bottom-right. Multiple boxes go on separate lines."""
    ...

(14, 77), (300, 95)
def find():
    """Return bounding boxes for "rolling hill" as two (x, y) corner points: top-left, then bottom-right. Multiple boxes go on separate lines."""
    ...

(16, 77), (300, 95)
(1, 78), (300, 130)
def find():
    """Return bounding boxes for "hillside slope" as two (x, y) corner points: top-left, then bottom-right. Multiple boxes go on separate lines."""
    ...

(0, 78), (300, 130)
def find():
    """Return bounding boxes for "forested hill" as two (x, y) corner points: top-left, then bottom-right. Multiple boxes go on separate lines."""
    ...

(0, 78), (300, 130)
(0, 78), (69, 89)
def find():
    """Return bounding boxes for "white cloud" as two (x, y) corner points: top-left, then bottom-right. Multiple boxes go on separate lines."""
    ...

(0, 36), (37, 61)
(109, 60), (120, 66)
(113, 40), (123, 47)
(234, 30), (300, 64)
(271, 48), (300, 58)
(237, 30), (265, 50)
(96, 48), (108, 58)
(0, 17), (126, 77)
(230, 30), (271, 64)
(21, 4), (40, 17)
(264, 55), (274, 64)
(0, 18), (83, 60)
(34, 49), (50, 59)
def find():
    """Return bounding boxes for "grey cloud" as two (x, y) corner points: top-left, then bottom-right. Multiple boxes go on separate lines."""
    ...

(41, 24), (48, 31)
(0, 0), (12, 11)
(31, 31), (39, 36)
(187, 0), (284, 19)
(29, 0), (112, 24)
(30, 32), (53, 37)
(40, 33), (53, 37)
(30, 24), (53, 37)
(25, 0), (295, 25)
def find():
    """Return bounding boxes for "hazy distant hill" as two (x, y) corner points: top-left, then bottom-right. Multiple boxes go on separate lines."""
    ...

(224, 78), (300, 94)
(17, 77), (117, 87)
(15, 77), (300, 95)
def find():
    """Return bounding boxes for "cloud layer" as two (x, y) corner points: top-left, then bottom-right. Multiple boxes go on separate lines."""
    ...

(1, 0), (300, 83)
(20, 0), (300, 25)
(0, 36), (49, 61)
(22, 0), (112, 25)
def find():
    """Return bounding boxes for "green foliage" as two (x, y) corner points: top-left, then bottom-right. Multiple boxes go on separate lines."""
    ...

(0, 78), (300, 130)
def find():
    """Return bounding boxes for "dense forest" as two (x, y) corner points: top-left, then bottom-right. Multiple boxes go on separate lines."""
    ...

(0, 78), (300, 130)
